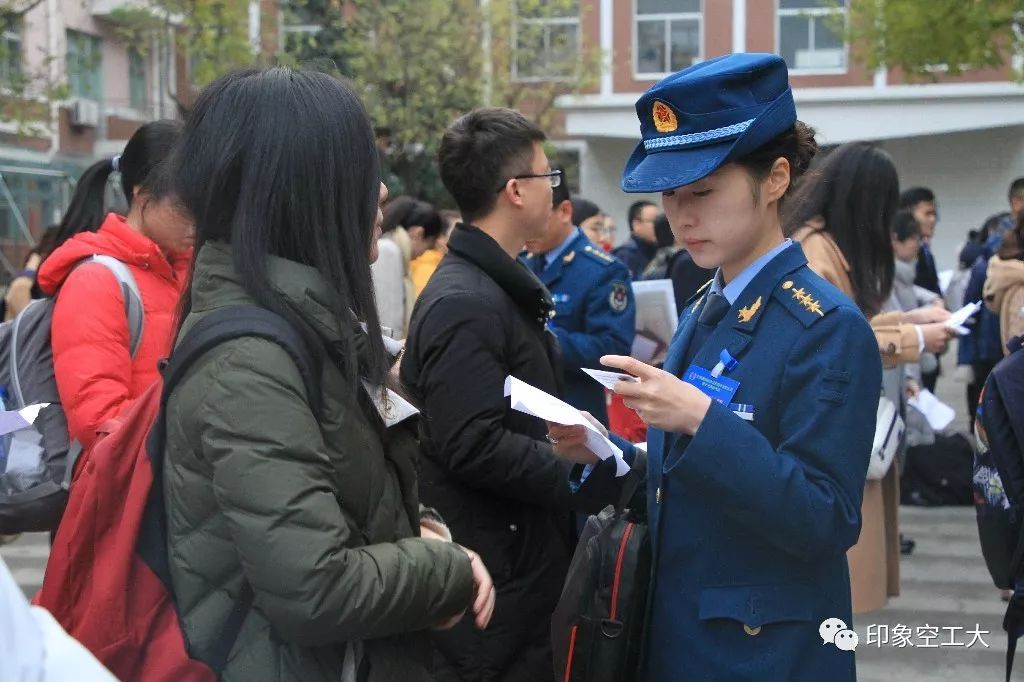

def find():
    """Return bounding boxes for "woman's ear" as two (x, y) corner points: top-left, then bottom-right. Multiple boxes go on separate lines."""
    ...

(408, 225), (425, 241)
(763, 157), (791, 205)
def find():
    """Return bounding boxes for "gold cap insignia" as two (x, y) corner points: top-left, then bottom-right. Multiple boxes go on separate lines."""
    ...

(652, 101), (678, 133)
(738, 296), (762, 323)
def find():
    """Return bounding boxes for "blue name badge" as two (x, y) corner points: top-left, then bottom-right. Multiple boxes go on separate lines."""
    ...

(683, 364), (740, 405)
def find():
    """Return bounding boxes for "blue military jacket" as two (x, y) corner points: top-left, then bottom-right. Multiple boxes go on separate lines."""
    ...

(523, 230), (636, 424)
(621, 243), (880, 681)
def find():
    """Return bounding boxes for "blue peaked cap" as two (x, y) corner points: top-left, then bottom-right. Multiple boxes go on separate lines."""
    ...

(621, 53), (797, 193)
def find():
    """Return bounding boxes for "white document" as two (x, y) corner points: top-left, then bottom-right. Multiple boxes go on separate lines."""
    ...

(945, 301), (982, 336)
(630, 334), (661, 364)
(361, 381), (419, 428)
(632, 279), (678, 365)
(0, 403), (49, 438)
(581, 368), (639, 390)
(937, 269), (954, 295)
(908, 389), (956, 432)
(503, 376), (629, 477)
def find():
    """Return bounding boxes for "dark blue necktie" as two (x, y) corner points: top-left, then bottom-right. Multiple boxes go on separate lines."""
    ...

(679, 291), (731, 372)
(532, 255), (547, 276)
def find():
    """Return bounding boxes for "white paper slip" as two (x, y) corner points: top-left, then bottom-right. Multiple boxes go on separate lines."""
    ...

(361, 381), (419, 428)
(504, 376), (630, 477)
(937, 269), (954, 295)
(581, 368), (640, 390)
(0, 403), (49, 438)
(945, 301), (981, 336)
(908, 389), (956, 432)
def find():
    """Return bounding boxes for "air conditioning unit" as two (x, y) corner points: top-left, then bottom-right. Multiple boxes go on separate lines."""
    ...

(69, 99), (100, 128)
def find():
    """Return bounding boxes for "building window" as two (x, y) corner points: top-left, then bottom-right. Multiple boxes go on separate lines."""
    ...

(777, 0), (847, 72)
(128, 49), (147, 110)
(1, 20), (23, 85)
(512, 0), (580, 82)
(280, 0), (324, 55)
(66, 30), (103, 100)
(634, 0), (702, 78)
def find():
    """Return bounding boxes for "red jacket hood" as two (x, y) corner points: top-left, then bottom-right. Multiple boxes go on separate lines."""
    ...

(38, 213), (191, 295)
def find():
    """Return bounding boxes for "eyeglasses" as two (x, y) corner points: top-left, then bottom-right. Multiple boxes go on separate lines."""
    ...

(495, 169), (562, 193)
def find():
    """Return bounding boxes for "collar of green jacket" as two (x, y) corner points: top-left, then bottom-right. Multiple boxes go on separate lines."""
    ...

(190, 241), (354, 345)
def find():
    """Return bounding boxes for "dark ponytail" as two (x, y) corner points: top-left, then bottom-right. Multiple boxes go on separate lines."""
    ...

(51, 158), (116, 249)
(118, 119), (182, 201)
(50, 119), (183, 253)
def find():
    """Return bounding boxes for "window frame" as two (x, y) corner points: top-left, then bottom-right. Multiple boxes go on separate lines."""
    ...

(775, 0), (849, 75)
(632, 0), (703, 80)
(510, 1), (581, 84)
(65, 30), (104, 101)
(1, 20), (23, 85)
(128, 48), (148, 112)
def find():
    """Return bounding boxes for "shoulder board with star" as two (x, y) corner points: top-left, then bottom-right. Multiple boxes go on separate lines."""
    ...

(580, 244), (616, 266)
(772, 270), (840, 327)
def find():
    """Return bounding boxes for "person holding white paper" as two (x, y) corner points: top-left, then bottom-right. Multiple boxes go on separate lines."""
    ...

(402, 108), (625, 680)
(547, 54), (881, 682)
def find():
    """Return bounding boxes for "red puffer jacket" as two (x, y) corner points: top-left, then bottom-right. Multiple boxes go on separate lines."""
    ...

(37, 213), (191, 448)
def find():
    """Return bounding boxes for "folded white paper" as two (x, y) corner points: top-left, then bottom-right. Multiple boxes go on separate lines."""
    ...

(581, 368), (639, 390)
(0, 403), (49, 438)
(361, 382), (419, 428)
(908, 389), (956, 432)
(504, 376), (629, 477)
(945, 301), (982, 336)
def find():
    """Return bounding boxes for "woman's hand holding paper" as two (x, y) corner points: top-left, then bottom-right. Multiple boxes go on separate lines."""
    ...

(600, 355), (712, 436)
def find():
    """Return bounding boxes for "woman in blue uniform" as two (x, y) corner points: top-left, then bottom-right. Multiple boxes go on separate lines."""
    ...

(549, 53), (881, 681)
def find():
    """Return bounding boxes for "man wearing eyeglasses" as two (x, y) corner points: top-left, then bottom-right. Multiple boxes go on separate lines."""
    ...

(402, 108), (614, 680)
(522, 165), (636, 427)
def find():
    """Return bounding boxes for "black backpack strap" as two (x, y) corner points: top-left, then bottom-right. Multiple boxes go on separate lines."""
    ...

(137, 305), (322, 674)
(1006, 585), (1024, 682)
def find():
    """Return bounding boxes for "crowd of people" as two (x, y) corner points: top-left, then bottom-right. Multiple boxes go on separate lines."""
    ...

(0, 51), (1022, 682)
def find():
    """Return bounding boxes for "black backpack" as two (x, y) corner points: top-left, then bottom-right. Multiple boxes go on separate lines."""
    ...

(0, 255), (144, 533)
(972, 336), (1024, 681)
(552, 473), (650, 682)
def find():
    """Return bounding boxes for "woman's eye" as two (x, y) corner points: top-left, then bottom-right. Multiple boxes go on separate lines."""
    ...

(693, 189), (713, 197)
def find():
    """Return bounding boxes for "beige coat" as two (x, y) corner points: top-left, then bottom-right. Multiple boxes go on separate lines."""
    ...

(793, 221), (903, 614)
(983, 255), (1024, 354)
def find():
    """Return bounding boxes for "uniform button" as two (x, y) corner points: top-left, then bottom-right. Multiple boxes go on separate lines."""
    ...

(744, 624), (761, 636)
(655, 487), (661, 503)
(509, 524), (518, 532)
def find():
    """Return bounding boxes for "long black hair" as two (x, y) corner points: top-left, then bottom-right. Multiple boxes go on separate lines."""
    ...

(784, 142), (899, 317)
(52, 119), (182, 250)
(172, 67), (388, 388)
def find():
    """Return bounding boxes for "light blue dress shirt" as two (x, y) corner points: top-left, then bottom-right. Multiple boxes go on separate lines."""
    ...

(711, 239), (793, 304)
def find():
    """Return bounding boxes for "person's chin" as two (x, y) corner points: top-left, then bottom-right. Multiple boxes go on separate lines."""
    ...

(686, 242), (719, 269)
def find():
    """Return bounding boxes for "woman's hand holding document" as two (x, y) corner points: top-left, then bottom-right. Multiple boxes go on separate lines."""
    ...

(504, 376), (630, 477)
(945, 300), (982, 336)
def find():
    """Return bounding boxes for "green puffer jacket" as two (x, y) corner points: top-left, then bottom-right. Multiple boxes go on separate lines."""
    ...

(162, 243), (474, 681)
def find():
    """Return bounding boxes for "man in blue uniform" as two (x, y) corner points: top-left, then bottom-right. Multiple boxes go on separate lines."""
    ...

(549, 54), (881, 681)
(612, 200), (661, 278)
(523, 168), (636, 426)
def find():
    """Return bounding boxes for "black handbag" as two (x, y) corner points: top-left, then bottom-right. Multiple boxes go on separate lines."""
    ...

(552, 473), (650, 682)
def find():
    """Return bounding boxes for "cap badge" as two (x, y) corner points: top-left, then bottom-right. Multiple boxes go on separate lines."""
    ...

(652, 101), (678, 133)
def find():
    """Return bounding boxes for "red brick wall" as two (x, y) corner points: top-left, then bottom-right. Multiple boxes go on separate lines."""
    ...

(57, 108), (97, 155)
(106, 117), (143, 142)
